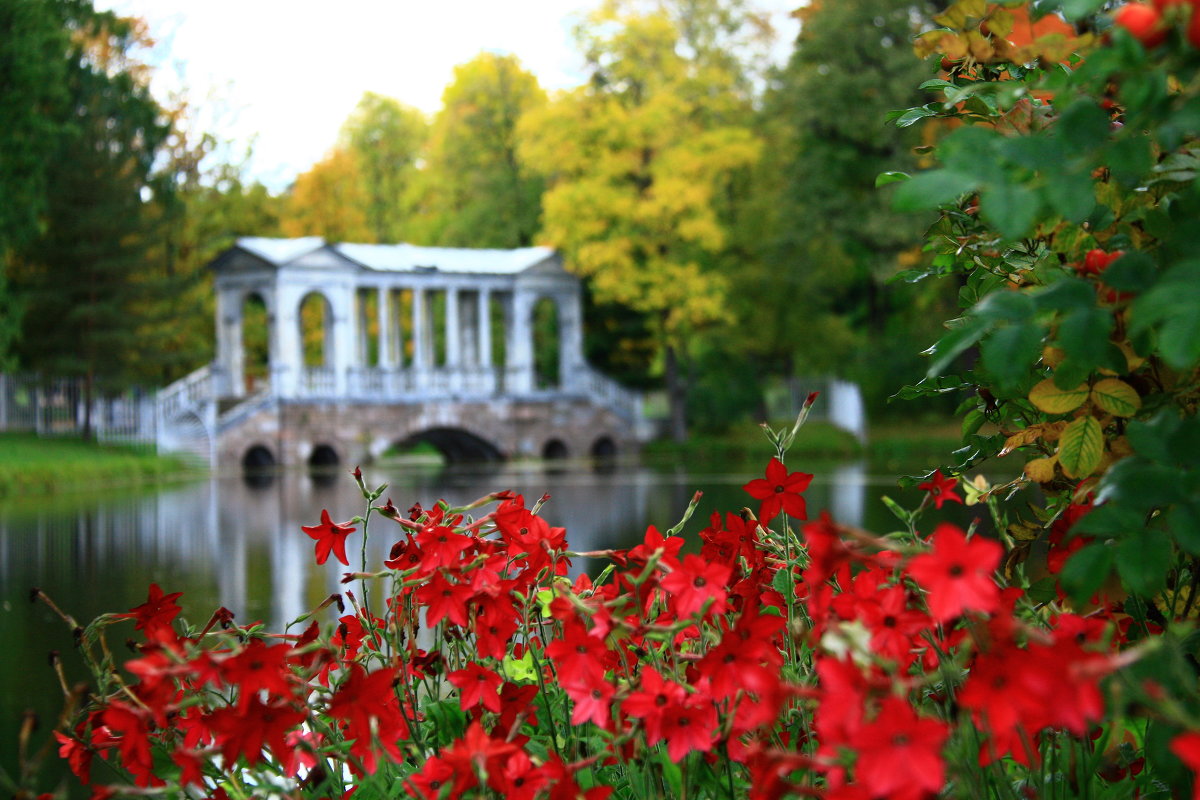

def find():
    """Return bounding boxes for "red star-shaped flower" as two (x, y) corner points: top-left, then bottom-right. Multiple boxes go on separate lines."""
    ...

(906, 523), (1001, 622)
(301, 509), (356, 566)
(743, 457), (813, 525)
(918, 469), (962, 510)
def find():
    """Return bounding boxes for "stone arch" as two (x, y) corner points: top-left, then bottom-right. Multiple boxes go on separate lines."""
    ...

(392, 427), (503, 464)
(308, 443), (340, 469)
(242, 443), (277, 472)
(542, 438), (569, 460)
(590, 436), (617, 458)
(241, 291), (270, 394)
(531, 296), (560, 390)
(298, 291), (334, 368)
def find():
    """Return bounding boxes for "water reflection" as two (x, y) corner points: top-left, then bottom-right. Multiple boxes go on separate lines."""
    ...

(0, 460), (875, 791)
(0, 461), (868, 630)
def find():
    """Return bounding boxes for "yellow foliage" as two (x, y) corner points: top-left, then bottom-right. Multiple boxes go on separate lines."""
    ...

(280, 148), (373, 243)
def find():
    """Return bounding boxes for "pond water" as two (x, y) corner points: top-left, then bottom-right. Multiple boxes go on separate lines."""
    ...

(0, 456), (982, 791)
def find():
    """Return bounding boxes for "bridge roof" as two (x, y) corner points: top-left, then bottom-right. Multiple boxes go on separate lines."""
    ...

(233, 237), (556, 275)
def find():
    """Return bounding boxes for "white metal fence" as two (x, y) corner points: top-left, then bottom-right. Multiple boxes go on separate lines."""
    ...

(0, 374), (158, 446)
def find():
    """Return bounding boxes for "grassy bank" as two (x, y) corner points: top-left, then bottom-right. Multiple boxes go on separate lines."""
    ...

(0, 433), (201, 498)
(641, 418), (964, 472)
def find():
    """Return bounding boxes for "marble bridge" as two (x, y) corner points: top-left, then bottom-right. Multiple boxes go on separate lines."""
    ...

(156, 237), (646, 469)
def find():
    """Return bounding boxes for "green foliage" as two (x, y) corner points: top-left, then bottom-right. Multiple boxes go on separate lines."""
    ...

(339, 92), (428, 244)
(408, 54), (545, 249)
(10, 5), (170, 411)
(892, 0), (1200, 615)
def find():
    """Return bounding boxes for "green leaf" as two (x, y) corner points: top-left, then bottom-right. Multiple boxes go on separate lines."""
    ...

(1096, 457), (1187, 510)
(1159, 311), (1200, 369)
(1072, 504), (1145, 537)
(1060, 542), (1113, 605)
(1126, 411), (1181, 463)
(1029, 378), (1089, 414)
(1108, 134), (1154, 187)
(1033, 277), (1096, 313)
(875, 171), (910, 188)
(1053, 358), (1094, 389)
(981, 181), (1041, 240)
(892, 169), (979, 211)
(895, 105), (938, 128)
(982, 324), (1044, 391)
(881, 495), (912, 526)
(1057, 306), (1114, 369)
(1058, 416), (1103, 478)
(771, 564), (796, 603)
(1101, 251), (1156, 292)
(1056, 99), (1111, 153)
(1169, 504), (1200, 556)
(1117, 530), (1172, 597)
(975, 290), (1036, 323)
(924, 315), (993, 377)
(1042, 169), (1096, 223)
(658, 751), (683, 795)
(1059, 0), (1107, 20)
(1090, 378), (1141, 417)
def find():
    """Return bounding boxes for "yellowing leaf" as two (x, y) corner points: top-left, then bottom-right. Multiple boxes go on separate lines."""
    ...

(1024, 455), (1058, 483)
(1091, 378), (1142, 418)
(1117, 340), (1146, 372)
(1029, 379), (1089, 414)
(1008, 518), (1043, 541)
(934, 0), (988, 29)
(1058, 416), (1104, 479)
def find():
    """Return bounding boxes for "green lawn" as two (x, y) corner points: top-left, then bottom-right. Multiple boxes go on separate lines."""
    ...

(0, 433), (201, 499)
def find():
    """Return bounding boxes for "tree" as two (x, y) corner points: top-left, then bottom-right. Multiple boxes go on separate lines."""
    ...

(747, 0), (944, 412)
(10, 5), (170, 436)
(338, 92), (427, 243)
(280, 148), (374, 243)
(0, 0), (71, 369)
(520, 0), (763, 441)
(408, 53), (546, 248)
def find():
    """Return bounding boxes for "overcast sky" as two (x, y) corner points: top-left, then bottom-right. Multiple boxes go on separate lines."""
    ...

(95, 0), (802, 192)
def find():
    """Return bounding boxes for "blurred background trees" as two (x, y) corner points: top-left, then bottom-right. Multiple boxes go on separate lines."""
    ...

(0, 0), (958, 438)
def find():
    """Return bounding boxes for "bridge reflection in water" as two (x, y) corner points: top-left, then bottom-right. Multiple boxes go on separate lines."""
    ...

(1, 462), (867, 632)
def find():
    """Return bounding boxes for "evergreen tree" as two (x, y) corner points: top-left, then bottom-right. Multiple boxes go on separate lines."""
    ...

(10, 5), (169, 436)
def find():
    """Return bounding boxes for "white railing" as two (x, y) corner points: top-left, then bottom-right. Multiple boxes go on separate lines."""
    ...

(157, 365), (214, 421)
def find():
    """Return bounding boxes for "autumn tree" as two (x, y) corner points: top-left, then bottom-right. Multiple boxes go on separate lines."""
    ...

(339, 92), (427, 243)
(280, 147), (374, 243)
(408, 53), (546, 248)
(520, 0), (764, 441)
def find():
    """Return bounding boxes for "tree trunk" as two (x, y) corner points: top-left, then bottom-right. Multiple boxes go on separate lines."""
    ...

(664, 343), (688, 443)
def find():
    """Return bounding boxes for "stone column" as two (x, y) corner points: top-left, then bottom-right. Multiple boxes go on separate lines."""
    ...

(411, 287), (427, 369)
(477, 289), (492, 368)
(377, 287), (394, 368)
(274, 285), (303, 399)
(558, 290), (585, 392)
(215, 288), (243, 398)
(331, 285), (357, 397)
(508, 290), (535, 394)
(445, 287), (461, 367)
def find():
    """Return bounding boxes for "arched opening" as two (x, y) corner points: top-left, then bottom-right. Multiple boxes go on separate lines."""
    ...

(532, 297), (560, 390)
(393, 428), (504, 465)
(591, 436), (617, 458)
(591, 436), (617, 473)
(308, 444), (340, 469)
(542, 439), (569, 460)
(299, 292), (333, 368)
(242, 444), (276, 487)
(241, 292), (270, 395)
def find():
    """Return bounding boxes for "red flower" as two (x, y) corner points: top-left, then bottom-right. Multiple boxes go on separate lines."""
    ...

(918, 469), (962, 510)
(660, 553), (732, 619)
(906, 523), (1001, 622)
(1171, 732), (1200, 800)
(301, 509), (356, 566)
(849, 698), (948, 800)
(219, 638), (295, 700)
(205, 694), (304, 768)
(743, 458), (813, 524)
(563, 676), (615, 729)
(448, 662), (503, 713)
(115, 584), (182, 643)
